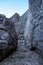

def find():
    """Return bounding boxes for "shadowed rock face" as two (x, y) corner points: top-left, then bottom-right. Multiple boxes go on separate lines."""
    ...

(10, 13), (20, 35)
(0, 14), (18, 61)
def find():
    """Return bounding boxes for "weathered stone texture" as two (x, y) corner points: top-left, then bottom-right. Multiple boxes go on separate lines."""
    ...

(0, 46), (43, 65)
(0, 0), (43, 65)
(0, 14), (18, 61)
(10, 13), (25, 48)
(25, 0), (43, 58)
(10, 13), (20, 35)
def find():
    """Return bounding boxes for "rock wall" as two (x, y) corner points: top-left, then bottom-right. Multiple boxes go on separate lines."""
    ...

(0, 0), (43, 65)
(0, 14), (18, 62)
(25, 0), (43, 58)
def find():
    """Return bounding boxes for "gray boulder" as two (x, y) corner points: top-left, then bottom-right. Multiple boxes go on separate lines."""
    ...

(0, 14), (18, 61)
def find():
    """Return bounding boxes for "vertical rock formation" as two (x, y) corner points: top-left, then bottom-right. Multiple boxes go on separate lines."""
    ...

(25, 0), (43, 58)
(29, 0), (43, 57)
(0, 14), (18, 61)
(10, 13), (25, 48)
(0, 0), (43, 65)
(10, 11), (29, 48)
(10, 13), (20, 35)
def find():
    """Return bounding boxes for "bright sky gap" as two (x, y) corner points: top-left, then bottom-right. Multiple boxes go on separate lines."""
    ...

(0, 0), (28, 18)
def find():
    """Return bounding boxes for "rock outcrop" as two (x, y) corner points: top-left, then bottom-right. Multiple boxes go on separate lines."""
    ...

(10, 13), (20, 35)
(10, 13), (25, 48)
(25, 0), (43, 58)
(0, 0), (43, 65)
(0, 14), (18, 61)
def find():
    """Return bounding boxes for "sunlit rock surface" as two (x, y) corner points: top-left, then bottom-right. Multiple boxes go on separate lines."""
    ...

(25, 0), (43, 58)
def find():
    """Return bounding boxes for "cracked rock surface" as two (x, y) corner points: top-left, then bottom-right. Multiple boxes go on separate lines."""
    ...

(0, 14), (18, 61)
(0, 0), (43, 65)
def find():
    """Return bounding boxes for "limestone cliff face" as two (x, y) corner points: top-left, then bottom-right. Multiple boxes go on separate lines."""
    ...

(25, 0), (43, 58)
(0, 0), (43, 65)
(29, 0), (42, 13)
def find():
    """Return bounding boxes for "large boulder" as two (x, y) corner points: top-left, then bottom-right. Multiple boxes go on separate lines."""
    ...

(0, 14), (18, 61)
